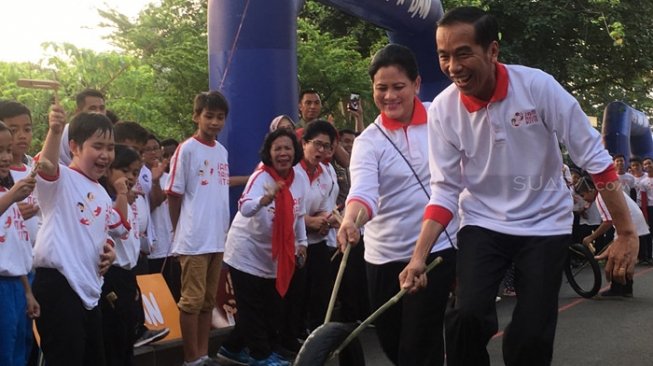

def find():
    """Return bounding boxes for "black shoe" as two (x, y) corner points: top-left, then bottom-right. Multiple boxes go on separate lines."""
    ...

(598, 288), (623, 298)
(134, 327), (170, 347)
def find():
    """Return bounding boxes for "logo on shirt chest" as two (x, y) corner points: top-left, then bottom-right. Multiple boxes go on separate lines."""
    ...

(77, 192), (104, 226)
(198, 160), (229, 186)
(510, 109), (540, 127)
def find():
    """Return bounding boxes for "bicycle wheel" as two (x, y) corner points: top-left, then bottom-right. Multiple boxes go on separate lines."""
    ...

(564, 243), (602, 298)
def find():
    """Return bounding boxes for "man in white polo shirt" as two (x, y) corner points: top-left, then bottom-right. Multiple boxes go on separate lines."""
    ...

(400, 6), (638, 366)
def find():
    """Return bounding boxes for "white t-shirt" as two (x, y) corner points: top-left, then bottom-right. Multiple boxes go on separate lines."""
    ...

(149, 173), (173, 259)
(0, 188), (32, 276)
(618, 172), (636, 196)
(596, 191), (649, 237)
(347, 114), (459, 264)
(578, 200), (602, 226)
(322, 162), (339, 248)
(135, 165), (155, 253)
(636, 176), (653, 206)
(11, 164), (41, 246)
(33, 165), (129, 309)
(165, 137), (230, 255)
(224, 165), (309, 278)
(298, 163), (332, 245)
(111, 200), (141, 270)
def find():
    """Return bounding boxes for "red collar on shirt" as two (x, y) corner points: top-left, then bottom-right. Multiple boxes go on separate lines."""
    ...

(460, 63), (509, 113)
(193, 134), (216, 147)
(69, 165), (98, 182)
(380, 96), (427, 131)
(300, 160), (323, 184)
(10, 164), (27, 172)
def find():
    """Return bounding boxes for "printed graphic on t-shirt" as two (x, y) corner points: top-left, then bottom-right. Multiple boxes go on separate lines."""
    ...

(0, 206), (28, 243)
(76, 192), (110, 227)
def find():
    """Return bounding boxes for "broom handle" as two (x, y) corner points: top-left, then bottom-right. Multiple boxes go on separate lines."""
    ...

(332, 256), (443, 357)
(324, 209), (365, 323)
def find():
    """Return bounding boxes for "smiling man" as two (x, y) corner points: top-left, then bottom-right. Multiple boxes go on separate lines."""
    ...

(399, 6), (638, 366)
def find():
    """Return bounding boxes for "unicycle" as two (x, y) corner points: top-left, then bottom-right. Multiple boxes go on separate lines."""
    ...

(564, 242), (602, 298)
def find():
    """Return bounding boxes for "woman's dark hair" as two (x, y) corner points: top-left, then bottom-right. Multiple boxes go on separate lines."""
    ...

(438, 6), (499, 50)
(302, 120), (337, 144)
(368, 44), (419, 82)
(260, 128), (302, 167)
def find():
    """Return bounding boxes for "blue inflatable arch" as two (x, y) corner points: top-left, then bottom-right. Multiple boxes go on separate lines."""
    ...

(207, 0), (450, 207)
(602, 101), (653, 165)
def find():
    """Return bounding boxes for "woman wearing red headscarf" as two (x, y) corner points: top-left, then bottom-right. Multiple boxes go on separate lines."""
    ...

(219, 128), (308, 366)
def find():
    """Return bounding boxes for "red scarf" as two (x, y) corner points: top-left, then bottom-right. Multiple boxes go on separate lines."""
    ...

(262, 165), (296, 297)
(300, 160), (323, 184)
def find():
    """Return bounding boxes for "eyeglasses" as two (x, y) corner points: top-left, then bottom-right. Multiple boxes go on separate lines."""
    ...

(308, 140), (332, 151)
(142, 146), (160, 153)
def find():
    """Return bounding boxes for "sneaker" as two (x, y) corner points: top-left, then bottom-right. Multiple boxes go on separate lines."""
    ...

(199, 358), (222, 366)
(598, 288), (626, 299)
(250, 353), (290, 366)
(495, 296), (502, 302)
(134, 327), (170, 347)
(216, 346), (252, 366)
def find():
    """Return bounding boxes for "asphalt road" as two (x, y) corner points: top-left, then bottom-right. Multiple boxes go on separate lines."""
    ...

(355, 263), (653, 366)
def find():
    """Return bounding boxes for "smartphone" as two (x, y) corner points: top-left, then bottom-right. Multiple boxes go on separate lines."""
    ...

(348, 93), (360, 112)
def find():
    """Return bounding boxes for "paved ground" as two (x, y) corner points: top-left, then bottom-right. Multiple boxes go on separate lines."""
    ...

(357, 263), (653, 366)
(137, 263), (653, 365)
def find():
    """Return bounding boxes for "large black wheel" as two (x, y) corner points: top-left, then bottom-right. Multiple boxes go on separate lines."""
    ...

(294, 322), (365, 366)
(564, 243), (602, 298)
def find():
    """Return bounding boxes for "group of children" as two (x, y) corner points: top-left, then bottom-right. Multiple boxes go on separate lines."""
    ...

(0, 89), (229, 366)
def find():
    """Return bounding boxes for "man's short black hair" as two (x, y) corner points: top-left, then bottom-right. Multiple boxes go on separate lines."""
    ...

(299, 89), (320, 103)
(75, 89), (105, 109)
(260, 128), (303, 167)
(630, 156), (642, 164)
(438, 6), (499, 50)
(193, 91), (229, 117)
(160, 138), (179, 148)
(339, 128), (356, 137)
(0, 101), (32, 121)
(113, 121), (149, 145)
(612, 153), (625, 160)
(146, 133), (160, 145)
(574, 176), (596, 195)
(68, 112), (113, 145)
(106, 109), (120, 124)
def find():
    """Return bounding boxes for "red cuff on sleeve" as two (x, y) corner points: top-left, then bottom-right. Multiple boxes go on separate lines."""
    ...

(423, 205), (453, 227)
(165, 190), (182, 197)
(346, 197), (373, 220)
(590, 164), (618, 189)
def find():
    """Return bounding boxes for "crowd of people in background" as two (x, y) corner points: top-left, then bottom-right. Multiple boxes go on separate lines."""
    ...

(0, 6), (642, 366)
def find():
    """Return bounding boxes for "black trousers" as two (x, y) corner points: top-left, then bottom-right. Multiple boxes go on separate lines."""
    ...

(304, 241), (332, 330)
(330, 236), (370, 322)
(445, 226), (570, 366)
(100, 266), (138, 366)
(366, 248), (456, 366)
(33, 268), (106, 366)
(223, 266), (282, 360)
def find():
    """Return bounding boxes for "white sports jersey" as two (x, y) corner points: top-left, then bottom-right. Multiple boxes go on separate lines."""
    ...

(322, 163), (339, 248)
(596, 191), (649, 237)
(224, 165), (309, 278)
(149, 173), (173, 259)
(427, 64), (613, 236)
(165, 137), (230, 255)
(111, 200), (140, 270)
(0, 188), (32, 276)
(33, 165), (129, 309)
(11, 164), (41, 245)
(298, 163), (332, 245)
(348, 111), (459, 264)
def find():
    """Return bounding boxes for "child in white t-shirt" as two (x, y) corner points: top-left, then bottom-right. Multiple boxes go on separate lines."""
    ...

(165, 91), (230, 366)
(0, 120), (39, 366)
(576, 176), (649, 297)
(32, 109), (130, 366)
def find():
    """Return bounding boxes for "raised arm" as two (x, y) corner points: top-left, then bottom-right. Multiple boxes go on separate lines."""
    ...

(40, 105), (66, 176)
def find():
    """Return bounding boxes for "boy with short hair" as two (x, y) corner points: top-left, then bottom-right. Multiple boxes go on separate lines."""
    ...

(576, 176), (649, 297)
(32, 107), (130, 366)
(166, 91), (230, 366)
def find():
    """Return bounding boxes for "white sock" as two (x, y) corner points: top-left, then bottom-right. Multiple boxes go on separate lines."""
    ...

(183, 357), (203, 366)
